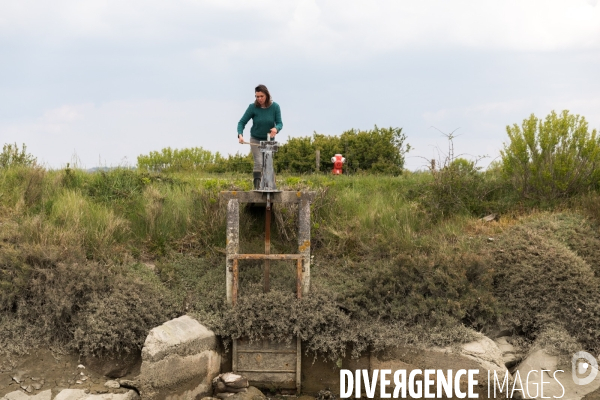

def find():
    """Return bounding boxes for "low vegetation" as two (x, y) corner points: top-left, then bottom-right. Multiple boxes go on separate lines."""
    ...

(1, 110), (599, 362)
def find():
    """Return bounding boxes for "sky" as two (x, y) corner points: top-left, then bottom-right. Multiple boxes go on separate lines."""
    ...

(1, 0), (600, 170)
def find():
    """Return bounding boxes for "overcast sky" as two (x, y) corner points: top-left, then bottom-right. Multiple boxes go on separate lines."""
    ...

(1, 0), (600, 170)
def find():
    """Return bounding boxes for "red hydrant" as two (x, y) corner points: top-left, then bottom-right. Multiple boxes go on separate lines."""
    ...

(331, 154), (345, 175)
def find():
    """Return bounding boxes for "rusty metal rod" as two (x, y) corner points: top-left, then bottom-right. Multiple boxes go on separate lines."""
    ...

(264, 201), (271, 293)
(230, 254), (304, 260)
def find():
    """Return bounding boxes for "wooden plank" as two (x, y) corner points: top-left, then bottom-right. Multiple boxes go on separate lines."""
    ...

(237, 349), (297, 354)
(219, 191), (316, 204)
(230, 254), (304, 260)
(237, 351), (296, 371)
(234, 337), (299, 390)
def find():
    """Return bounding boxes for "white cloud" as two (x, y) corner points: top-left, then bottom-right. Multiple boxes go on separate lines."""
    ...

(3, 0), (599, 57)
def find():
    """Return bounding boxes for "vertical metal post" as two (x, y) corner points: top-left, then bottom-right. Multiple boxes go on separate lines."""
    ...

(226, 199), (239, 305)
(298, 200), (311, 295)
(296, 336), (302, 393)
(264, 199), (271, 293)
(296, 259), (302, 299)
(315, 149), (320, 172)
(232, 338), (238, 373)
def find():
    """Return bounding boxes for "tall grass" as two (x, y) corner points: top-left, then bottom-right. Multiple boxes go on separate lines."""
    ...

(1, 164), (600, 358)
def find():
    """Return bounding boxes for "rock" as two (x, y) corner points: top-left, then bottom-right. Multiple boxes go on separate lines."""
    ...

(481, 213), (497, 222)
(515, 348), (600, 400)
(370, 335), (508, 399)
(20, 385), (33, 393)
(216, 387), (264, 400)
(104, 381), (120, 389)
(77, 365), (85, 369)
(316, 389), (333, 400)
(213, 374), (249, 394)
(53, 388), (138, 400)
(1, 390), (51, 400)
(137, 315), (221, 400)
(494, 336), (519, 368)
(221, 373), (248, 389)
(31, 383), (43, 391)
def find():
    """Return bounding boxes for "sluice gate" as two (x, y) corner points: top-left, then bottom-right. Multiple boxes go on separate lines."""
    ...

(219, 190), (315, 393)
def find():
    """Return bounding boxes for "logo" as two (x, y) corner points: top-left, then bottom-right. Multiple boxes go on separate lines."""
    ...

(572, 351), (598, 386)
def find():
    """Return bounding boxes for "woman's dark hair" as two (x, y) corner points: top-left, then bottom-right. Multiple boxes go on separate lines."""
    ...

(254, 84), (272, 108)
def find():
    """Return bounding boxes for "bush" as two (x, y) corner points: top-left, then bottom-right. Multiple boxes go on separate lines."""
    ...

(0, 241), (177, 356)
(490, 213), (600, 353)
(210, 287), (480, 361)
(334, 253), (497, 329)
(73, 275), (177, 356)
(501, 110), (600, 200)
(0, 143), (37, 168)
(419, 133), (515, 219)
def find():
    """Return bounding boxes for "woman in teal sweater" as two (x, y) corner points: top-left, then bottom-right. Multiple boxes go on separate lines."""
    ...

(237, 84), (283, 189)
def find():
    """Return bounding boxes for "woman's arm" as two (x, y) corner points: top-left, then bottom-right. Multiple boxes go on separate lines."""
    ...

(274, 103), (283, 133)
(237, 105), (254, 137)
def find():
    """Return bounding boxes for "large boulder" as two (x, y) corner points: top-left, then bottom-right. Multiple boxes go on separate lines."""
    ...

(137, 316), (221, 400)
(515, 349), (600, 400)
(53, 389), (138, 400)
(368, 336), (509, 399)
(1, 390), (51, 400)
(302, 334), (509, 397)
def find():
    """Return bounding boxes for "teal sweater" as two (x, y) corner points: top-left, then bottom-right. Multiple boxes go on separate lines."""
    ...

(237, 102), (283, 140)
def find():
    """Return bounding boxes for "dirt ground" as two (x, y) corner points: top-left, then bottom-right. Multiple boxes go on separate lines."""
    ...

(0, 349), (137, 399)
(0, 348), (323, 399)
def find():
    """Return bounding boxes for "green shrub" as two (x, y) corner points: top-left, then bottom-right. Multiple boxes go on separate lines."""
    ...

(73, 276), (177, 356)
(490, 214), (600, 353)
(332, 253), (497, 329)
(0, 143), (37, 168)
(501, 110), (600, 200)
(0, 241), (177, 356)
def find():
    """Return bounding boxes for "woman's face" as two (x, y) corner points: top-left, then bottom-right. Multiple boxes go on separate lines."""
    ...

(255, 91), (267, 106)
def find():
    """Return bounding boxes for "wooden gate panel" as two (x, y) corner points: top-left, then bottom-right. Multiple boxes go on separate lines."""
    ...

(233, 337), (300, 391)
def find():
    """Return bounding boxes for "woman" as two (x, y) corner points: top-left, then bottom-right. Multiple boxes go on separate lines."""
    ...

(237, 84), (283, 189)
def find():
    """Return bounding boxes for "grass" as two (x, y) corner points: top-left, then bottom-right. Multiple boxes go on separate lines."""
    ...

(0, 165), (599, 360)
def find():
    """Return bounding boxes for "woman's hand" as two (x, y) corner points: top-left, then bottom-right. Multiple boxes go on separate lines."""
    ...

(238, 135), (244, 144)
(269, 128), (277, 138)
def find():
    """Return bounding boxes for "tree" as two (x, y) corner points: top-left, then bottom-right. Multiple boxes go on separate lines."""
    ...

(275, 126), (410, 175)
(501, 110), (600, 199)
